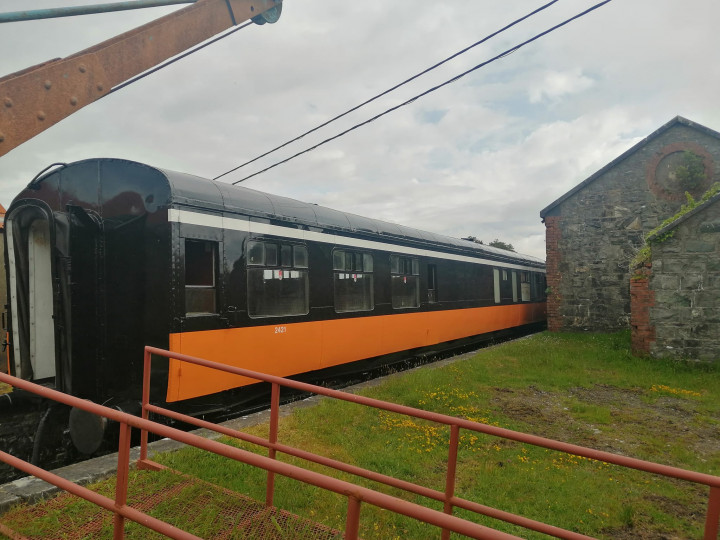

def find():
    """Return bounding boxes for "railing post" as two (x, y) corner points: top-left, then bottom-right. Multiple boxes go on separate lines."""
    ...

(345, 495), (362, 539)
(113, 422), (132, 539)
(140, 347), (151, 462)
(705, 486), (720, 540)
(265, 382), (280, 507)
(441, 424), (460, 540)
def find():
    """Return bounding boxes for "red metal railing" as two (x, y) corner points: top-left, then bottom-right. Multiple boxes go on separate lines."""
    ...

(0, 370), (518, 539)
(142, 346), (720, 540)
(2, 346), (720, 539)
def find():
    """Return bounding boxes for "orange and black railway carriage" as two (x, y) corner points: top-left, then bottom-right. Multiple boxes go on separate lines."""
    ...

(5, 158), (546, 418)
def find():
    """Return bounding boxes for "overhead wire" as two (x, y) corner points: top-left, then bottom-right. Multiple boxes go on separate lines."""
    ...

(107, 20), (253, 95)
(211, 0), (561, 181)
(222, 0), (613, 185)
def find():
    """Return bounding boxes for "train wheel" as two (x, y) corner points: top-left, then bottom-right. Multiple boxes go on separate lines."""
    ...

(69, 405), (107, 455)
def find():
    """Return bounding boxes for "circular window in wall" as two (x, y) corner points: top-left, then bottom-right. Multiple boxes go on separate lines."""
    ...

(647, 142), (713, 201)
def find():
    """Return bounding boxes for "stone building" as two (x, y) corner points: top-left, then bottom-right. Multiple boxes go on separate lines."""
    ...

(631, 192), (720, 360)
(540, 116), (720, 332)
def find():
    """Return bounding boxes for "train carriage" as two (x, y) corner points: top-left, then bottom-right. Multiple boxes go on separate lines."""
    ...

(5, 158), (546, 430)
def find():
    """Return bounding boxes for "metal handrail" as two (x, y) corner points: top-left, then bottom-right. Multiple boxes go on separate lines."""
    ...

(142, 346), (720, 540)
(0, 1), (196, 24)
(0, 370), (516, 539)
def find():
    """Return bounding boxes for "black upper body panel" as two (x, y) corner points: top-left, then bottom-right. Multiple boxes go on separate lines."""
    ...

(14, 158), (544, 268)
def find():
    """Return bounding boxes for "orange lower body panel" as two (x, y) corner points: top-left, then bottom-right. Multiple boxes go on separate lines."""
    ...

(167, 303), (546, 402)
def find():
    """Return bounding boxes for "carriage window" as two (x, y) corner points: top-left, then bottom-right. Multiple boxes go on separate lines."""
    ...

(333, 249), (374, 313)
(363, 253), (373, 272)
(281, 244), (292, 267)
(185, 239), (217, 315)
(247, 240), (309, 318)
(493, 268), (500, 304)
(390, 254), (419, 309)
(534, 273), (547, 301)
(390, 255), (400, 274)
(247, 241), (265, 266)
(520, 271), (531, 302)
(428, 264), (437, 303)
(265, 243), (278, 267)
(294, 245), (309, 268)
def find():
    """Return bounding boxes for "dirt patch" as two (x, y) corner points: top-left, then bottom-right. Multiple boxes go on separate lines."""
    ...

(600, 490), (706, 540)
(599, 526), (688, 540)
(490, 385), (607, 448)
(490, 384), (719, 538)
(491, 384), (719, 457)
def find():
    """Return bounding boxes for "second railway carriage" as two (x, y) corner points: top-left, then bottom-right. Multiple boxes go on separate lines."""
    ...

(5, 158), (546, 423)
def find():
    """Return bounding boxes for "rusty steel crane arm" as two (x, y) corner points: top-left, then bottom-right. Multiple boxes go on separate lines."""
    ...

(0, 0), (281, 157)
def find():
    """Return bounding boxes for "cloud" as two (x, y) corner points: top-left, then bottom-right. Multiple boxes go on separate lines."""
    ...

(417, 109), (448, 125)
(528, 69), (595, 104)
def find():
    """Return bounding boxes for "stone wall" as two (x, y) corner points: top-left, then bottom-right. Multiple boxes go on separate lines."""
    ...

(543, 121), (720, 332)
(648, 198), (720, 360)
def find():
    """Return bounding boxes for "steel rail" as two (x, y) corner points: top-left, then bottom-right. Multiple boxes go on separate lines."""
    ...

(0, 371), (517, 540)
(0, 1), (197, 23)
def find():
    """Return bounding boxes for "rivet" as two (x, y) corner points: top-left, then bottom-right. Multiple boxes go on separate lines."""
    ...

(37, 111), (46, 121)
(70, 96), (78, 106)
(96, 84), (104, 92)
(44, 80), (52, 90)
(0, 132), (5, 143)
(79, 64), (87, 73)
(4, 97), (12, 108)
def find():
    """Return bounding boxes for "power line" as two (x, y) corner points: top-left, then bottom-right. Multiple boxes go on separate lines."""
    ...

(108, 20), (253, 96)
(225, 0), (613, 186)
(212, 0), (561, 181)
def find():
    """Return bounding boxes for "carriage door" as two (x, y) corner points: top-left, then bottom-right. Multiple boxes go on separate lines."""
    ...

(28, 220), (56, 378)
(6, 207), (57, 381)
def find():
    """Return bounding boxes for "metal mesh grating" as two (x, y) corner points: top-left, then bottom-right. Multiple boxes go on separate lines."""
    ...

(0, 468), (344, 539)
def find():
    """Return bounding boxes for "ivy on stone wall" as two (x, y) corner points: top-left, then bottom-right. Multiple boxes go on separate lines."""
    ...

(631, 182), (720, 272)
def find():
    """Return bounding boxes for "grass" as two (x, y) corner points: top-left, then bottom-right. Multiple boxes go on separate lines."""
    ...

(2, 331), (719, 539)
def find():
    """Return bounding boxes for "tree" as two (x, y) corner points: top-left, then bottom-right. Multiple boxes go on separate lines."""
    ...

(488, 239), (515, 252)
(461, 236), (515, 252)
(461, 236), (482, 244)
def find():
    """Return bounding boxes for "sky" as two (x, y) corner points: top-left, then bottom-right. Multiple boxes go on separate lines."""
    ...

(2, 0), (720, 260)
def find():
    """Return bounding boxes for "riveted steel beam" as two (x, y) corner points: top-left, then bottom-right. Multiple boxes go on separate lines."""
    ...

(0, 0), (281, 157)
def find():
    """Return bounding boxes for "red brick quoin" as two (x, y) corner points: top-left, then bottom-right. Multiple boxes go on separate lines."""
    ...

(630, 264), (656, 355)
(544, 216), (563, 332)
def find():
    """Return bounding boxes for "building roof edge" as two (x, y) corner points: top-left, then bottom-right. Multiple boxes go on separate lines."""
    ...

(539, 116), (720, 219)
